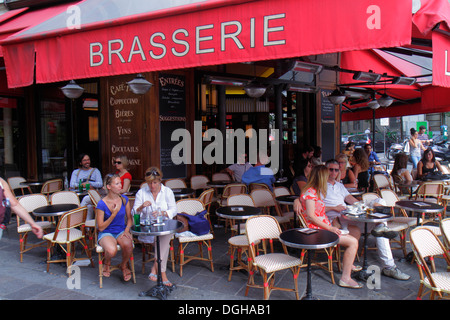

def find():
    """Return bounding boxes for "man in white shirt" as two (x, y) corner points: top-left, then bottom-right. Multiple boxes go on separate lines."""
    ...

(225, 153), (252, 182)
(324, 159), (410, 281)
(69, 153), (103, 189)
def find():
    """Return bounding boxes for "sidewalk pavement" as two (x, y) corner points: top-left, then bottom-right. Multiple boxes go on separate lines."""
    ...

(0, 214), (426, 303)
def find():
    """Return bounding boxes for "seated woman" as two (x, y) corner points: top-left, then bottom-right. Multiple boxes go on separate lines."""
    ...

(417, 148), (445, 179)
(335, 153), (357, 188)
(391, 152), (413, 195)
(343, 141), (356, 165)
(291, 158), (312, 195)
(133, 167), (177, 286)
(299, 165), (362, 289)
(113, 155), (132, 193)
(351, 148), (370, 191)
(96, 174), (134, 281)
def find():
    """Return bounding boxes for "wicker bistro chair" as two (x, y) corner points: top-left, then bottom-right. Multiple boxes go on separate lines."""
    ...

(373, 174), (393, 192)
(379, 189), (420, 257)
(250, 189), (292, 229)
(198, 188), (215, 232)
(50, 191), (81, 206)
(190, 175), (209, 192)
(410, 227), (450, 300)
(211, 172), (232, 182)
(43, 206), (94, 276)
(226, 194), (255, 235)
(40, 179), (63, 198)
(7, 176), (31, 197)
(175, 199), (214, 277)
(245, 215), (302, 300)
(85, 189), (103, 249)
(218, 183), (247, 207)
(440, 218), (450, 251)
(164, 178), (187, 189)
(16, 194), (53, 262)
(414, 182), (445, 225)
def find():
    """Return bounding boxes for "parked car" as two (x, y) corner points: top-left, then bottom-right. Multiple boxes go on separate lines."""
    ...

(343, 133), (394, 154)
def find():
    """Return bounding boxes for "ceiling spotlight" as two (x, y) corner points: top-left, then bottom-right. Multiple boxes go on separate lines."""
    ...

(61, 80), (84, 99)
(244, 82), (267, 98)
(368, 100), (380, 110)
(292, 61), (323, 74)
(127, 74), (153, 94)
(391, 76), (416, 85)
(353, 71), (382, 82)
(377, 93), (394, 107)
(327, 89), (346, 104)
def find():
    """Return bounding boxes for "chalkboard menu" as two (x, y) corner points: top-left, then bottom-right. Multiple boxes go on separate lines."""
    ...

(159, 73), (187, 179)
(320, 89), (336, 162)
(107, 76), (144, 179)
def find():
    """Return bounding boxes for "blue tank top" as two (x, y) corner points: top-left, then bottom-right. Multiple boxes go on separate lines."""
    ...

(97, 195), (128, 234)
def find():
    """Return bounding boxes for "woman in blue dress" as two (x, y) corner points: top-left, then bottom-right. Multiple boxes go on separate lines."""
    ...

(96, 173), (134, 281)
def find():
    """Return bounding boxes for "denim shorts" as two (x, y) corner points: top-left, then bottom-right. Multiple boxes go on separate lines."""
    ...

(98, 231), (124, 244)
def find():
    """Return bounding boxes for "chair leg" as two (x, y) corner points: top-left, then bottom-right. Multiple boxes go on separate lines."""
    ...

(207, 240), (214, 272)
(98, 253), (103, 289)
(130, 253), (136, 284)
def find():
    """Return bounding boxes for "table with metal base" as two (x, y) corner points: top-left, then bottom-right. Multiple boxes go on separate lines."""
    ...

(131, 220), (183, 300)
(280, 228), (339, 300)
(341, 210), (393, 281)
(216, 205), (262, 234)
(275, 195), (299, 228)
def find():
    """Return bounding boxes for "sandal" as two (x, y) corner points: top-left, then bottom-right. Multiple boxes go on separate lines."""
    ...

(163, 280), (173, 287)
(148, 273), (157, 282)
(122, 267), (132, 282)
(103, 264), (111, 278)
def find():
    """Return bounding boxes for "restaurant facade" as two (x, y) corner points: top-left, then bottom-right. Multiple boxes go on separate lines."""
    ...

(0, 0), (448, 186)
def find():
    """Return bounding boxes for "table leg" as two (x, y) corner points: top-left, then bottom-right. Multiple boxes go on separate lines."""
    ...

(302, 249), (317, 300)
(139, 236), (175, 300)
(355, 223), (371, 281)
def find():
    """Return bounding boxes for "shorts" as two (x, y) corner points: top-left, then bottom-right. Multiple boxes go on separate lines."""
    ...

(98, 231), (124, 244)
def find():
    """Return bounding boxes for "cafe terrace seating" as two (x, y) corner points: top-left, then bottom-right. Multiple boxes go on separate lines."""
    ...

(40, 178), (63, 199)
(16, 194), (53, 262)
(414, 182), (445, 225)
(50, 191), (81, 206)
(244, 215), (302, 300)
(251, 189), (292, 229)
(197, 188), (215, 232)
(440, 218), (450, 250)
(226, 193), (255, 235)
(93, 211), (136, 288)
(218, 183), (247, 207)
(211, 172), (232, 182)
(43, 206), (94, 276)
(7, 176), (31, 197)
(410, 227), (450, 300)
(175, 199), (214, 277)
(86, 189), (103, 249)
(190, 175), (209, 193)
(164, 178), (187, 189)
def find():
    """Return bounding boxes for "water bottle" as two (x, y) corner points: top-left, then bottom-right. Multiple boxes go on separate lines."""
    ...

(64, 177), (69, 190)
(78, 179), (83, 192)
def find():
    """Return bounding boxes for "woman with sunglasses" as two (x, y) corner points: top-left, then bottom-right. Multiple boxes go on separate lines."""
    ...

(299, 165), (362, 289)
(113, 155), (132, 193)
(96, 174), (134, 281)
(133, 167), (177, 286)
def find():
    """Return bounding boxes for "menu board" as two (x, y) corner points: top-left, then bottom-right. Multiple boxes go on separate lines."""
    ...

(107, 76), (144, 178)
(320, 89), (336, 162)
(159, 73), (187, 179)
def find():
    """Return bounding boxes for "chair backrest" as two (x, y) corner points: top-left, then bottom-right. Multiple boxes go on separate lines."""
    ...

(50, 191), (81, 206)
(88, 189), (102, 207)
(379, 189), (399, 207)
(441, 165), (450, 174)
(53, 206), (88, 243)
(411, 168), (418, 180)
(190, 175), (209, 190)
(273, 186), (291, 197)
(440, 218), (450, 249)
(41, 179), (63, 195)
(176, 199), (205, 216)
(222, 183), (247, 198)
(373, 174), (391, 191)
(18, 194), (48, 213)
(362, 192), (381, 206)
(198, 188), (214, 207)
(245, 215), (282, 245)
(164, 178), (187, 189)
(227, 194), (255, 207)
(251, 189), (276, 207)
(7, 176), (28, 195)
(249, 183), (270, 192)
(212, 172), (231, 182)
(415, 182), (444, 203)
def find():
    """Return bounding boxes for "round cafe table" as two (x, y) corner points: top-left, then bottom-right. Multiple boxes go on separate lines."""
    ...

(395, 200), (445, 227)
(341, 210), (393, 280)
(32, 203), (79, 218)
(171, 188), (195, 199)
(280, 228), (339, 300)
(131, 220), (183, 300)
(216, 205), (261, 234)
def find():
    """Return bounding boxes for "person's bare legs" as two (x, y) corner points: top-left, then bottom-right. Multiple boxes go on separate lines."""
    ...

(338, 234), (360, 286)
(99, 236), (118, 277)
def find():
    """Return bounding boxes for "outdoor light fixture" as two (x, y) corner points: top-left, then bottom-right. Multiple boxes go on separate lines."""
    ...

(244, 82), (267, 98)
(288, 85), (318, 93)
(206, 76), (248, 87)
(353, 71), (382, 82)
(377, 93), (394, 107)
(292, 61), (323, 74)
(368, 100), (380, 110)
(327, 88), (346, 104)
(391, 76), (416, 85)
(61, 80), (84, 99)
(127, 74), (153, 94)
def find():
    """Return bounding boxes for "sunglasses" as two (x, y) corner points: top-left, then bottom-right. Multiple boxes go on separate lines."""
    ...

(328, 168), (339, 172)
(114, 161), (122, 164)
(145, 169), (160, 177)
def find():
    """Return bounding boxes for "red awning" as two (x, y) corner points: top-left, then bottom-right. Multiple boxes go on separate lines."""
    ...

(0, 0), (412, 88)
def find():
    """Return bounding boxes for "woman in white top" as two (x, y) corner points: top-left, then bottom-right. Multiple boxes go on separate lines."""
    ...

(409, 128), (426, 169)
(133, 167), (176, 286)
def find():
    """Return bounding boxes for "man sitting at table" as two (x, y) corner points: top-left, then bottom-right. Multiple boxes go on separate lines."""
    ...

(225, 152), (252, 182)
(322, 159), (410, 281)
(241, 152), (275, 191)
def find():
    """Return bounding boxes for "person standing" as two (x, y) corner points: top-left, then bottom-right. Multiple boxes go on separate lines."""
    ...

(409, 128), (426, 169)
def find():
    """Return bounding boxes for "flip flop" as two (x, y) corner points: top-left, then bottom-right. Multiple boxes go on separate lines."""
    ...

(122, 267), (132, 282)
(163, 280), (173, 287)
(148, 273), (157, 282)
